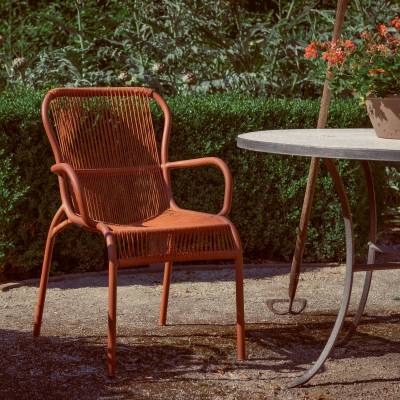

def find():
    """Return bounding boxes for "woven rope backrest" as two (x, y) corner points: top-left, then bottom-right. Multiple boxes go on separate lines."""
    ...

(45, 87), (170, 225)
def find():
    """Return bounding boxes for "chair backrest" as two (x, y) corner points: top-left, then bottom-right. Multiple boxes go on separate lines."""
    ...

(42, 87), (172, 225)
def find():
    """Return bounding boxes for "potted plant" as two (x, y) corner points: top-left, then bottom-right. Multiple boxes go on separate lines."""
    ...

(305, 16), (400, 139)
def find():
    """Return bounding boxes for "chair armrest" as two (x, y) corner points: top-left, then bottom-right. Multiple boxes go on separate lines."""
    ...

(51, 163), (92, 227)
(165, 157), (232, 216)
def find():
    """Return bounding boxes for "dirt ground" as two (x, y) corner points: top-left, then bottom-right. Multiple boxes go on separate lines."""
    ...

(1, 263), (400, 400)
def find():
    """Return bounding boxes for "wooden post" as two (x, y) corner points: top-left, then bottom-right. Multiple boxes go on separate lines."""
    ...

(287, 0), (349, 312)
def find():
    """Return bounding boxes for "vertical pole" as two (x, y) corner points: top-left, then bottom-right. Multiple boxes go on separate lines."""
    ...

(159, 262), (173, 326)
(105, 231), (118, 377)
(235, 255), (246, 360)
(287, 0), (349, 312)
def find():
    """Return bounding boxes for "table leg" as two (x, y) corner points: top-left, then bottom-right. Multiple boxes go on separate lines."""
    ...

(341, 161), (376, 344)
(267, 157), (319, 315)
(288, 159), (354, 388)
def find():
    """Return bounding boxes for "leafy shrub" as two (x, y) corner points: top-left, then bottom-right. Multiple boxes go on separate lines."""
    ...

(1, 0), (400, 96)
(157, 94), (385, 261)
(0, 87), (105, 279)
(0, 150), (28, 260)
(0, 87), (392, 279)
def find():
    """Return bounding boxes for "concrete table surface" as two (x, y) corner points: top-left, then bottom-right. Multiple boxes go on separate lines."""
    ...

(237, 128), (400, 162)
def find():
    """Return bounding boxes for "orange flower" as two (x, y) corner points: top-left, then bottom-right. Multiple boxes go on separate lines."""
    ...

(343, 39), (355, 49)
(377, 24), (388, 37)
(322, 47), (346, 65)
(304, 42), (318, 59)
(392, 16), (400, 30)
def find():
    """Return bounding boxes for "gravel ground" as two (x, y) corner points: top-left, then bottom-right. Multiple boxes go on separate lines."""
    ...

(1, 263), (400, 399)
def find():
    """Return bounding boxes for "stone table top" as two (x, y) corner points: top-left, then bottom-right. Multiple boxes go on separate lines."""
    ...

(237, 129), (400, 161)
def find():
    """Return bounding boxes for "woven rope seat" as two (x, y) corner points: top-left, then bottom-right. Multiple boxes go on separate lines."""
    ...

(111, 209), (236, 265)
(33, 86), (245, 377)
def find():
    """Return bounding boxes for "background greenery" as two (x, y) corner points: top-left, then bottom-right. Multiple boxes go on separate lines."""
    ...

(1, 0), (400, 97)
(0, 87), (392, 278)
(0, 1), (399, 278)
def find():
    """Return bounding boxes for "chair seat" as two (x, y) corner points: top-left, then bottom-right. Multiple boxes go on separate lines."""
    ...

(109, 208), (238, 265)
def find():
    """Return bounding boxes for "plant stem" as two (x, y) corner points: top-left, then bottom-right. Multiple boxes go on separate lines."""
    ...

(8, 0), (12, 63)
(76, 3), (84, 52)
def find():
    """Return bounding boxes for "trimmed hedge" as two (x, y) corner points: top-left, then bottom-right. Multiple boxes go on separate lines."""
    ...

(0, 87), (385, 278)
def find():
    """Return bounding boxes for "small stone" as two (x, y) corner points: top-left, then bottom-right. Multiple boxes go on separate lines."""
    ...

(271, 383), (281, 391)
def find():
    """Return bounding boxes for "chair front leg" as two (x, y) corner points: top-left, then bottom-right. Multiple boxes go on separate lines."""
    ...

(104, 231), (118, 377)
(235, 255), (246, 360)
(34, 206), (68, 337)
(160, 261), (173, 326)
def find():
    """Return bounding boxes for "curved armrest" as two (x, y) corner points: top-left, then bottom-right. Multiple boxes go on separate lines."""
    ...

(51, 163), (92, 227)
(165, 157), (232, 216)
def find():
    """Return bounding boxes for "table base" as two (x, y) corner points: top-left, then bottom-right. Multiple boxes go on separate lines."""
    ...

(269, 159), (388, 387)
(266, 298), (307, 315)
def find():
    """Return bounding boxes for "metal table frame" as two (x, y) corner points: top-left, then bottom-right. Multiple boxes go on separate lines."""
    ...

(237, 129), (400, 387)
(237, 0), (400, 387)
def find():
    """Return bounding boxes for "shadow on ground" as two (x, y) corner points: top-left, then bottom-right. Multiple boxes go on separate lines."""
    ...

(1, 263), (332, 291)
(1, 312), (400, 400)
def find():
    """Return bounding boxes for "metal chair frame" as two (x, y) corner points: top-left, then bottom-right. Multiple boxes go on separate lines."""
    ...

(33, 87), (245, 377)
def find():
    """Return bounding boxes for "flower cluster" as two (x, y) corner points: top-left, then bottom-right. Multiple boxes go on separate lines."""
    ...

(305, 40), (355, 65)
(304, 16), (400, 100)
(392, 16), (400, 30)
(304, 42), (318, 59)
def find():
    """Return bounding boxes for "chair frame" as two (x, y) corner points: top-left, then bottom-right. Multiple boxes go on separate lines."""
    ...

(33, 87), (245, 376)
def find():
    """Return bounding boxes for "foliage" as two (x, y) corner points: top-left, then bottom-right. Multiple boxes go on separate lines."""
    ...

(305, 16), (400, 100)
(0, 87), (391, 279)
(0, 87), (105, 278)
(1, 0), (400, 97)
(159, 94), (384, 262)
(0, 150), (28, 260)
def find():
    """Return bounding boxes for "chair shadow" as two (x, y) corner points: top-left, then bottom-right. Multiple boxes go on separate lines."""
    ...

(244, 312), (400, 381)
(1, 263), (330, 291)
(1, 312), (400, 399)
(0, 328), (206, 400)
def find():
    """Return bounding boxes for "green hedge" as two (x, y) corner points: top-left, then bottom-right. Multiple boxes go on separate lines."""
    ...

(0, 87), (385, 278)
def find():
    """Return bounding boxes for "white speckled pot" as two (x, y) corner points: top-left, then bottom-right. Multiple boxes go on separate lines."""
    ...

(366, 96), (400, 139)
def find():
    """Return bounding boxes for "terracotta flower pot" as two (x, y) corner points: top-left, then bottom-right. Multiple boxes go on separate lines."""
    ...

(366, 96), (400, 139)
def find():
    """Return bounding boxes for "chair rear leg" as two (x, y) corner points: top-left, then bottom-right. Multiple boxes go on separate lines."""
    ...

(105, 232), (118, 377)
(33, 207), (65, 337)
(235, 256), (246, 360)
(159, 261), (173, 326)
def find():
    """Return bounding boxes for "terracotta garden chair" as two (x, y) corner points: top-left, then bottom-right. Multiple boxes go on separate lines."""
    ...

(33, 87), (245, 376)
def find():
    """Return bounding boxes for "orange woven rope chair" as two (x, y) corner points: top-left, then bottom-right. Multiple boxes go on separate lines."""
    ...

(33, 87), (245, 376)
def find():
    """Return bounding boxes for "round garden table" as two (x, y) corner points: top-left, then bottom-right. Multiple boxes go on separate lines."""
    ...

(237, 128), (400, 387)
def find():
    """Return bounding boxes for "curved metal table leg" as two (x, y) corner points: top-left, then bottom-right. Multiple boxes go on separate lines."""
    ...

(340, 270), (373, 345)
(288, 159), (354, 388)
(340, 161), (377, 344)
